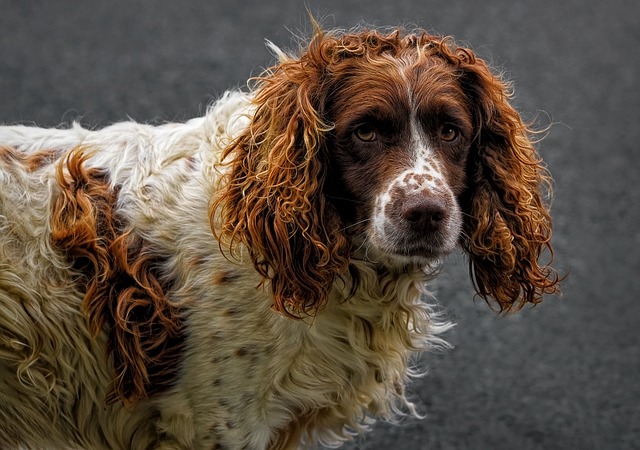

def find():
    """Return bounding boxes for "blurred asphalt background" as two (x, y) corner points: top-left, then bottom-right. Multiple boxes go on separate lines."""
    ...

(1, 1), (638, 449)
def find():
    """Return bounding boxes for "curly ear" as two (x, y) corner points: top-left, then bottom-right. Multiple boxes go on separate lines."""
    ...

(211, 32), (350, 318)
(457, 50), (561, 312)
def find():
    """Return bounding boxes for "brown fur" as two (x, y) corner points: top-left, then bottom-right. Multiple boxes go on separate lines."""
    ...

(49, 147), (184, 404)
(210, 35), (352, 318)
(0, 146), (60, 172)
(454, 50), (561, 311)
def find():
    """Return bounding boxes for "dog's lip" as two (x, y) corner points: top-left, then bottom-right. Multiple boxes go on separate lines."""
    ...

(350, 234), (453, 267)
(377, 233), (456, 258)
(384, 245), (451, 265)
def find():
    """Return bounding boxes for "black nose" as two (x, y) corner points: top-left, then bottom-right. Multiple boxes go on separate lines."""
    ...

(401, 196), (447, 233)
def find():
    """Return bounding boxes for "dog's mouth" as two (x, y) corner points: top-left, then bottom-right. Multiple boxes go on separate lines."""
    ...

(349, 231), (456, 268)
(381, 238), (455, 262)
(390, 240), (455, 259)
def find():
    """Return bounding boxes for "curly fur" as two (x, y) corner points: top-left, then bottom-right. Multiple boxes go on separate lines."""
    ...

(49, 147), (184, 404)
(455, 50), (558, 311)
(0, 26), (559, 450)
(210, 49), (350, 317)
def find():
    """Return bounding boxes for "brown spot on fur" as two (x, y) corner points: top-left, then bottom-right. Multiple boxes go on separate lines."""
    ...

(187, 254), (208, 269)
(235, 347), (248, 357)
(212, 270), (240, 285)
(25, 148), (60, 171)
(401, 172), (435, 189)
(0, 146), (20, 166)
(49, 146), (184, 405)
(185, 155), (198, 171)
(0, 146), (60, 172)
(209, 331), (224, 344)
(212, 355), (230, 365)
(223, 307), (240, 318)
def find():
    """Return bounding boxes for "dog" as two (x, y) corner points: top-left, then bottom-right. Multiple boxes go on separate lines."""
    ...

(0, 26), (560, 449)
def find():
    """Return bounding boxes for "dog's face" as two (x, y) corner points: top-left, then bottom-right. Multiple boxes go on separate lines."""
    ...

(324, 55), (473, 265)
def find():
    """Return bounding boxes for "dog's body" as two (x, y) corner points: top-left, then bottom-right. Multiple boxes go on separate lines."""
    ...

(0, 28), (559, 449)
(0, 93), (449, 449)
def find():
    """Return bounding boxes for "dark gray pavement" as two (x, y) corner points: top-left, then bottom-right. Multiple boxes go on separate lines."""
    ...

(1, 1), (638, 449)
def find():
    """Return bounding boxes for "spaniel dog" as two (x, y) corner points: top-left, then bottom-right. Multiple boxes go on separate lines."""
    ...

(0, 26), (559, 449)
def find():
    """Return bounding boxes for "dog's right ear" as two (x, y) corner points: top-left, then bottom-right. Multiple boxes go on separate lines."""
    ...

(210, 29), (350, 318)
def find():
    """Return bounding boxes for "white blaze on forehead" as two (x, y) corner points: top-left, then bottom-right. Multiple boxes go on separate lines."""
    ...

(409, 116), (433, 163)
(396, 58), (434, 165)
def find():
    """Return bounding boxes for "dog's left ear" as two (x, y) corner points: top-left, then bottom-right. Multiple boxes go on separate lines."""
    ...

(211, 32), (350, 318)
(455, 48), (561, 311)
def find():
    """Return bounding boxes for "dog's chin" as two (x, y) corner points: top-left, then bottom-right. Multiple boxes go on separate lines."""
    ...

(351, 234), (455, 270)
(383, 246), (450, 270)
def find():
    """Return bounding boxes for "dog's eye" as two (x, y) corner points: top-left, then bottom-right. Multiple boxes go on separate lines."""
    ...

(439, 125), (459, 142)
(354, 125), (377, 142)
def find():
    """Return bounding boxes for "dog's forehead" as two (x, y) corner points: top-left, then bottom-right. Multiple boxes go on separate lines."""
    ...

(327, 55), (465, 122)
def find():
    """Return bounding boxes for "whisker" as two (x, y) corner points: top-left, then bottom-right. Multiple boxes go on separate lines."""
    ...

(354, 236), (368, 254)
(349, 232), (377, 263)
(340, 218), (371, 232)
(326, 195), (366, 205)
(458, 210), (474, 219)
(458, 230), (472, 242)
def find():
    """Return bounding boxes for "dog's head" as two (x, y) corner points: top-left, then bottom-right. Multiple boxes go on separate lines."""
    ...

(212, 26), (560, 317)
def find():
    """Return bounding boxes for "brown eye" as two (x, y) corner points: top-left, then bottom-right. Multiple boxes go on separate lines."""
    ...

(440, 124), (459, 142)
(354, 125), (377, 142)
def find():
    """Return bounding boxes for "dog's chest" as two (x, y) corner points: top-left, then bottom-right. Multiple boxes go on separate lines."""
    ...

(159, 273), (405, 448)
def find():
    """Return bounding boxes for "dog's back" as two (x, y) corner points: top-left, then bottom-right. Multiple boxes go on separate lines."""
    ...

(0, 97), (249, 448)
(0, 125), (156, 447)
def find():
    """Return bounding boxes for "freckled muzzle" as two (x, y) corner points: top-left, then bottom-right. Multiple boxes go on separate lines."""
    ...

(370, 164), (463, 260)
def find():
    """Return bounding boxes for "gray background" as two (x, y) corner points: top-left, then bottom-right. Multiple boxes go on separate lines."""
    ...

(1, 1), (638, 449)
